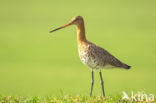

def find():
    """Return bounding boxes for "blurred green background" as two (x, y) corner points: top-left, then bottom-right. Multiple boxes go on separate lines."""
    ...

(0, 0), (156, 96)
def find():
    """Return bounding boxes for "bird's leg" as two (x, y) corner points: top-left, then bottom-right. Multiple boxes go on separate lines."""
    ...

(90, 69), (94, 96)
(99, 70), (105, 97)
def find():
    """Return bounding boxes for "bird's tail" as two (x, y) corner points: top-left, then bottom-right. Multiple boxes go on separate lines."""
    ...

(122, 63), (131, 69)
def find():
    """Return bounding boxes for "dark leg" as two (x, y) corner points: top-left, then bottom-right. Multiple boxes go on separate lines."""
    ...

(90, 70), (94, 96)
(99, 71), (105, 96)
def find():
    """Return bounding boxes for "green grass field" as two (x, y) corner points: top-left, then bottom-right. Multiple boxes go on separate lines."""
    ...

(0, 0), (156, 102)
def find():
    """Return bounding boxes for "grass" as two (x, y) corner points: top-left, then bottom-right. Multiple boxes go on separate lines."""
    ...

(0, 0), (156, 102)
(0, 94), (155, 103)
(0, 95), (121, 103)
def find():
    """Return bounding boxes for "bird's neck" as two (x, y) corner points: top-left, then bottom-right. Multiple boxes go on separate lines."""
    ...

(76, 21), (87, 44)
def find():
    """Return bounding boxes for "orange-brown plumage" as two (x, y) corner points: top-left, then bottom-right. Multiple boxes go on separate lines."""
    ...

(50, 16), (131, 96)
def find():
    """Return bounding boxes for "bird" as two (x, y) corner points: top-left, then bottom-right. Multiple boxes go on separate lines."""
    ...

(49, 16), (131, 97)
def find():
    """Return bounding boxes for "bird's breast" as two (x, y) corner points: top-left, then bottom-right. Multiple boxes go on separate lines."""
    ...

(78, 43), (90, 64)
(78, 43), (100, 69)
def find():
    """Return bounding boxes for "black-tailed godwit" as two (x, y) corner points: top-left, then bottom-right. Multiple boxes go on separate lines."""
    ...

(50, 16), (131, 96)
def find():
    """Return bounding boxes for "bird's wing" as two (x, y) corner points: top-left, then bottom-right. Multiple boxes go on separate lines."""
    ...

(89, 42), (123, 68)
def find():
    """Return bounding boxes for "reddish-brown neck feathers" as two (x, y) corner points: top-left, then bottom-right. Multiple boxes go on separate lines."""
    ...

(76, 20), (87, 44)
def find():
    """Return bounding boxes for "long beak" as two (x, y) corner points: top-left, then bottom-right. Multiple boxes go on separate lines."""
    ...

(49, 22), (72, 33)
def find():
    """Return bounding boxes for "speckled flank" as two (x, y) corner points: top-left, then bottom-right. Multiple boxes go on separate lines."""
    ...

(78, 41), (123, 70)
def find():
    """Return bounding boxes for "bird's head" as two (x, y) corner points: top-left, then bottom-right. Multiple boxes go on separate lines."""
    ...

(70, 16), (83, 25)
(49, 16), (83, 33)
